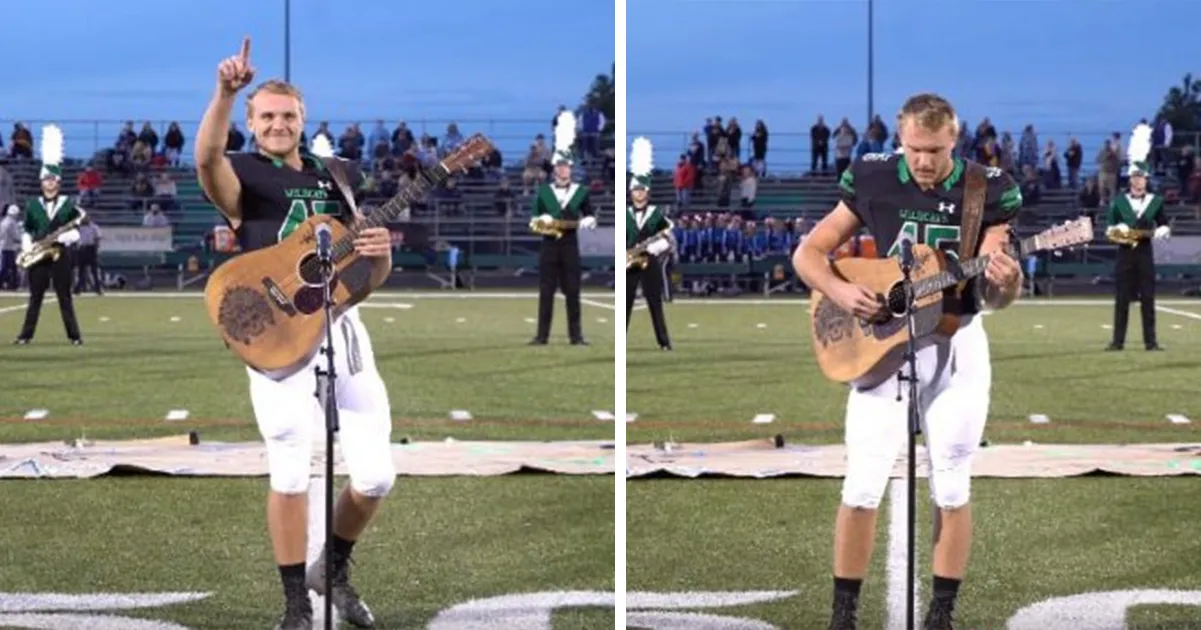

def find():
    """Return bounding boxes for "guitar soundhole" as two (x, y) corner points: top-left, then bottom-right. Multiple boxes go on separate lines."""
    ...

(218, 287), (275, 346)
(297, 253), (327, 286)
(813, 298), (856, 348)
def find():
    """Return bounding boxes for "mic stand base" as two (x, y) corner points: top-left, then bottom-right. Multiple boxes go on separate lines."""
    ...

(312, 258), (339, 630)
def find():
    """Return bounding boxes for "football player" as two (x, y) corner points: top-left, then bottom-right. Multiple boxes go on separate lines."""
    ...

(195, 37), (394, 630)
(793, 93), (1024, 630)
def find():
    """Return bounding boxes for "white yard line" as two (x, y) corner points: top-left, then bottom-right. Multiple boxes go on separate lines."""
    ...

(308, 475), (341, 628)
(886, 479), (919, 630)
(577, 297), (617, 311)
(1155, 306), (1201, 321)
(662, 298), (1201, 306)
(0, 291), (613, 301)
(0, 298), (53, 315)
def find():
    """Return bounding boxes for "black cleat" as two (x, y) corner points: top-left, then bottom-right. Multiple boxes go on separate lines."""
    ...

(306, 550), (376, 628)
(827, 591), (858, 630)
(923, 597), (957, 630)
(274, 597), (313, 630)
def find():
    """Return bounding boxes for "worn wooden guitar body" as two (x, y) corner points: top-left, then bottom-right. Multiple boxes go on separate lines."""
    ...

(809, 244), (962, 389)
(203, 214), (381, 376)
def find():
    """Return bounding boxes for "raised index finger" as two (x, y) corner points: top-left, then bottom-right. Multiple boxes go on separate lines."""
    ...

(239, 37), (251, 61)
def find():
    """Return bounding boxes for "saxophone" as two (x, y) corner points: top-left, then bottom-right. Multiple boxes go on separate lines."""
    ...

(529, 216), (578, 239)
(1105, 225), (1155, 247)
(17, 210), (87, 269)
(626, 227), (673, 270)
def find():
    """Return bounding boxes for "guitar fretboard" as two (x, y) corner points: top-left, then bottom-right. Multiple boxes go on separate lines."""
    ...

(910, 235), (1036, 299)
(329, 165), (449, 262)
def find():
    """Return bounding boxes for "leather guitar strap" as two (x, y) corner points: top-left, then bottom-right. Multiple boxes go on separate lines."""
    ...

(320, 157), (367, 224)
(957, 162), (987, 295)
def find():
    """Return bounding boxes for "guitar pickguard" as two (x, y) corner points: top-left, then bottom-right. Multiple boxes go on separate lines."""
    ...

(217, 286), (276, 346)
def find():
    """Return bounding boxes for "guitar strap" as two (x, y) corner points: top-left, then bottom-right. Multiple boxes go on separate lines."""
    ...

(320, 157), (367, 224)
(957, 161), (987, 295)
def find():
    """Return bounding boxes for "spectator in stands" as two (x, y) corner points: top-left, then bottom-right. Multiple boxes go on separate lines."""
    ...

(697, 213), (717, 261)
(1186, 156), (1201, 204)
(738, 164), (758, 212)
(338, 124), (365, 161)
(1152, 115), (1173, 174)
(522, 141), (549, 194)
(138, 122), (159, 155)
(142, 203), (169, 227)
(1020, 164), (1042, 206)
(163, 122), (185, 166)
(1097, 138), (1120, 205)
(975, 117), (997, 143)
(834, 120), (857, 177)
(674, 154), (695, 209)
(115, 121), (137, 153)
(717, 214), (742, 262)
(715, 155), (738, 209)
(705, 117), (724, 164)
(0, 163), (13, 208)
(9, 123), (33, 159)
(0, 205), (20, 290)
(955, 122), (973, 158)
(226, 122), (246, 152)
(686, 133), (706, 188)
(153, 172), (177, 209)
(415, 135), (439, 169)
(368, 120), (389, 153)
(726, 118), (743, 161)
(377, 168), (398, 198)
(743, 220), (764, 260)
(1018, 124), (1039, 171)
(441, 123), (465, 157)
(1042, 140), (1061, 189)
(391, 122), (414, 155)
(749, 120), (769, 177)
(810, 116), (830, 173)
(131, 141), (152, 170)
(976, 135), (1000, 167)
(1064, 137), (1083, 189)
(435, 177), (462, 214)
(77, 166), (103, 205)
(999, 132), (1015, 173)
(1078, 176), (1101, 220)
(129, 173), (153, 209)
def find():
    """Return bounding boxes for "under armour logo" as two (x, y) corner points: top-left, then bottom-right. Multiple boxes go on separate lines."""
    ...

(938, 201), (956, 214)
(318, 181), (332, 190)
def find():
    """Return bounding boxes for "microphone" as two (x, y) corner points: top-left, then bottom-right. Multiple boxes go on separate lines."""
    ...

(315, 223), (333, 264)
(899, 236), (915, 271)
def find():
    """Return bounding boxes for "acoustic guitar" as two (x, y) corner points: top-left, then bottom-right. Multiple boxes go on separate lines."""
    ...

(203, 134), (494, 375)
(808, 216), (1094, 388)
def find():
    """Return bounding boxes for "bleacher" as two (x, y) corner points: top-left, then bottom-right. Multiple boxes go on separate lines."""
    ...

(3, 146), (617, 288)
(637, 161), (1201, 296)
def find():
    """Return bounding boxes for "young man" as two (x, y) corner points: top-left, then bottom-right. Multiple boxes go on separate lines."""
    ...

(792, 93), (1024, 630)
(194, 37), (395, 630)
(529, 110), (596, 346)
(14, 125), (84, 346)
(1106, 133), (1169, 351)
(626, 137), (673, 350)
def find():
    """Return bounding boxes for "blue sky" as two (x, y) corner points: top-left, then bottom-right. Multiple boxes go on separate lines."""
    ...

(628, 0), (1200, 163)
(4, 0), (614, 160)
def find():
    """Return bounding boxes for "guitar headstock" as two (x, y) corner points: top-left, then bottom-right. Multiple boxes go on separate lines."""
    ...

(1030, 215), (1094, 253)
(441, 134), (495, 175)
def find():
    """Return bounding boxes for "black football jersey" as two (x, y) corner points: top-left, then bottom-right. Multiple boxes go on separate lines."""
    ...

(838, 152), (1023, 315)
(224, 151), (364, 252)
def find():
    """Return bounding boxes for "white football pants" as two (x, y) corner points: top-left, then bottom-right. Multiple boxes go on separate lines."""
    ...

(246, 306), (396, 498)
(841, 314), (991, 510)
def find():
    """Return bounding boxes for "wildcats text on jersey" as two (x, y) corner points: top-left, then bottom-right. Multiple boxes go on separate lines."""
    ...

(838, 152), (1023, 315)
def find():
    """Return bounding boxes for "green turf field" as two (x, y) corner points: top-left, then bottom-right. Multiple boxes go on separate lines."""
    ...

(0, 291), (617, 630)
(627, 297), (1201, 630)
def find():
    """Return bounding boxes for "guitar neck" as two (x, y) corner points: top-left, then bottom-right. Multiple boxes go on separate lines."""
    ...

(330, 165), (450, 261)
(911, 234), (1037, 299)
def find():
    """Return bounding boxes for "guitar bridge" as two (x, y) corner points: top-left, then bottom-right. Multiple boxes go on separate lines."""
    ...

(261, 278), (298, 316)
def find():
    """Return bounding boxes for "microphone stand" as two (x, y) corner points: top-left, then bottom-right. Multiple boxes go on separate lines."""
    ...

(895, 245), (921, 630)
(313, 244), (338, 630)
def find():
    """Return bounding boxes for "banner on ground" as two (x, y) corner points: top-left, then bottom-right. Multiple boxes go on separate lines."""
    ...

(103, 226), (173, 253)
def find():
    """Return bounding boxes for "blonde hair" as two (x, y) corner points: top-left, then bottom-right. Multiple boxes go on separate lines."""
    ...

(897, 92), (959, 136)
(245, 79), (306, 120)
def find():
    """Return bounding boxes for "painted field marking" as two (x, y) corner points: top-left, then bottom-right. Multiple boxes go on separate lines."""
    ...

(359, 302), (414, 310)
(0, 298), (54, 316)
(1101, 324), (1112, 329)
(1157, 306), (1201, 321)
(383, 317), (395, 323)
(455, 317), (466, 323)
(578, 297), (616, 311)
(1029, 414), (1051, 424)
(756, 323), (767, 329)
(887, 479), (920, 629)
(751, 414), (775, 425)
(592, 410), (615, 421)
(687, 323), (698, 328)
(449, 410), (473, 422)
(24, 409), (48, 421)
(524, 317), (536, 324)
(99, 316), (110, 322)
(164, 409), (190, 422)
(597, 317), (608, 323)
(1167, 414), (1191, 425)
(626, 413), (638, 423)
(169, 316), (181, 322)
(1033, 324), (1044, 329)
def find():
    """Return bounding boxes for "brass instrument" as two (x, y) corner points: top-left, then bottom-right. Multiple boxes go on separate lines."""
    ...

(529, 217), (578, 240)
(1105, 225), (1154, 247)
(626, 227), (673, 270)
(17, 210), (87, 269)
